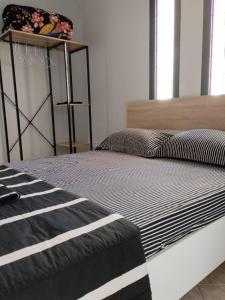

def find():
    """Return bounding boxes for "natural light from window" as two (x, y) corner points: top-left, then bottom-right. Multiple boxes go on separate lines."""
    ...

(155, 0), (175, 100)
(210, 0), (225, 95)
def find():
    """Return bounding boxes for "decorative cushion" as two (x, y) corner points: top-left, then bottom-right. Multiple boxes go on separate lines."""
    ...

(157, 129), (225, 166)
(2, 4), (73, 40)
(96, 128), (173, 157)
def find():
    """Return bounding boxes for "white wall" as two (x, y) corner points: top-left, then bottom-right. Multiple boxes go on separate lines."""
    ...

(0, 0), (85, 163)
(81, 0), (205, 145)
(179, 0), (204, 97)
(81, 0), (149, 145)
(0, 0), (207, 162)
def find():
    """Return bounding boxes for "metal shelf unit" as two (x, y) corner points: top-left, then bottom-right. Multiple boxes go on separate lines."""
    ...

(0, 29), (93, 162)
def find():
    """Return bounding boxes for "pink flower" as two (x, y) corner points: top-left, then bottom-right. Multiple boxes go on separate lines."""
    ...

(31, 12), (44, 28)
(21, 24), (34, 33)
(61, 22), (71, 33)
(50, 14), (59, 24)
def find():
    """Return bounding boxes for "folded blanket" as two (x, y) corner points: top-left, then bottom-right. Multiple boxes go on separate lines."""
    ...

(0, 184), (19, 202)
(0, 166), (151, 300)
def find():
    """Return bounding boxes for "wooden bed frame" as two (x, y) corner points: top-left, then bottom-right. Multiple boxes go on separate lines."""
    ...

(127, 94), (225, 130)
(127, 95), (225, 300)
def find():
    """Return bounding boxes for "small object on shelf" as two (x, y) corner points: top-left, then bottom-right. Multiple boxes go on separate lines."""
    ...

(2, 4), (73, 40)
(56, 101), (83, 106)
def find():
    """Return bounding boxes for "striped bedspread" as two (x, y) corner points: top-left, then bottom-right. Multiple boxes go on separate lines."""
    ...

(12, 151), (225, 259)
(0, 166), (151, 300)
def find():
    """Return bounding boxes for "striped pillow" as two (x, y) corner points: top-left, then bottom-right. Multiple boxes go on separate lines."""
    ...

(96, 129), (173, 157)
(158, 129), (225, 166)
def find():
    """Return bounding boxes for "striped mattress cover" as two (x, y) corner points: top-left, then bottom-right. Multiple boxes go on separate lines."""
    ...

(11, 151), (225, 259)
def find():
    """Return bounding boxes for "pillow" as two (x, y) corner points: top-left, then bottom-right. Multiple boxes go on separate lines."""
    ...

(157, 129), (225, 166)
(96, 129), (173, 157)
(2, 4), (73, 40)
(0, 184), (20, 202)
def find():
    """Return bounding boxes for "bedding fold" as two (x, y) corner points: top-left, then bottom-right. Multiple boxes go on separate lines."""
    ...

(0, 184), (19, 202)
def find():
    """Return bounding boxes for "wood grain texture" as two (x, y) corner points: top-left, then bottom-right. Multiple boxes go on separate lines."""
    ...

(127, 95), (225, 130)
(0, 30), (87, 52)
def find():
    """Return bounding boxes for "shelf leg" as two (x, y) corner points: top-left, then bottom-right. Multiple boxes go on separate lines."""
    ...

(86, 46), (93, 150)
(47, 49), (57, 156)
(64, 42), (73, 154)
(9, 31), (23, 160)
(0, 61), (10, 162)
(69, 53), (77, 153)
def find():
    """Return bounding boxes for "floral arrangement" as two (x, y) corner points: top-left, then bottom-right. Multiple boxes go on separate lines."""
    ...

(2, 5), (73, 40)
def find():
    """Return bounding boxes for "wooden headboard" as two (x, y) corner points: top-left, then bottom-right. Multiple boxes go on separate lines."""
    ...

(127, 95), (225, 130)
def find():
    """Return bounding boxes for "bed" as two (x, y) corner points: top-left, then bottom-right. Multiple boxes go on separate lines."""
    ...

(11, 94), (225, 300)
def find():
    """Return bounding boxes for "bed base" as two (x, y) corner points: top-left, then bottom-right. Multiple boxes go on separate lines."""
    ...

(147, 215), (225, 300)
(127, 95), (225, 299)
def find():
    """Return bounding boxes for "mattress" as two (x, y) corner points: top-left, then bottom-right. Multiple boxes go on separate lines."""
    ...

(11, 151), (225, 259)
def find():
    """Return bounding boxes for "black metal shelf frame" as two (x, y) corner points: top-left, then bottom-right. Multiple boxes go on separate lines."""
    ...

(0, 31), (93, 162)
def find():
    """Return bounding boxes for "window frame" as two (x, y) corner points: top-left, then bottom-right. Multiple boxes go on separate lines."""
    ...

(201, 0), (214, 95)
(149, 0), (181, 100)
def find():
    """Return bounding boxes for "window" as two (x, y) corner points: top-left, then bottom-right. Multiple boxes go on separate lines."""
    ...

(210, 0), (225, 95)
(150, 0), (180, 100)
(202, 0), (225, 95)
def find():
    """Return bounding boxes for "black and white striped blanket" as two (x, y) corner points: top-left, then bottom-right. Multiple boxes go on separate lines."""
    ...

(0, 182), (19, 201)
(0, 165), (151, 300)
